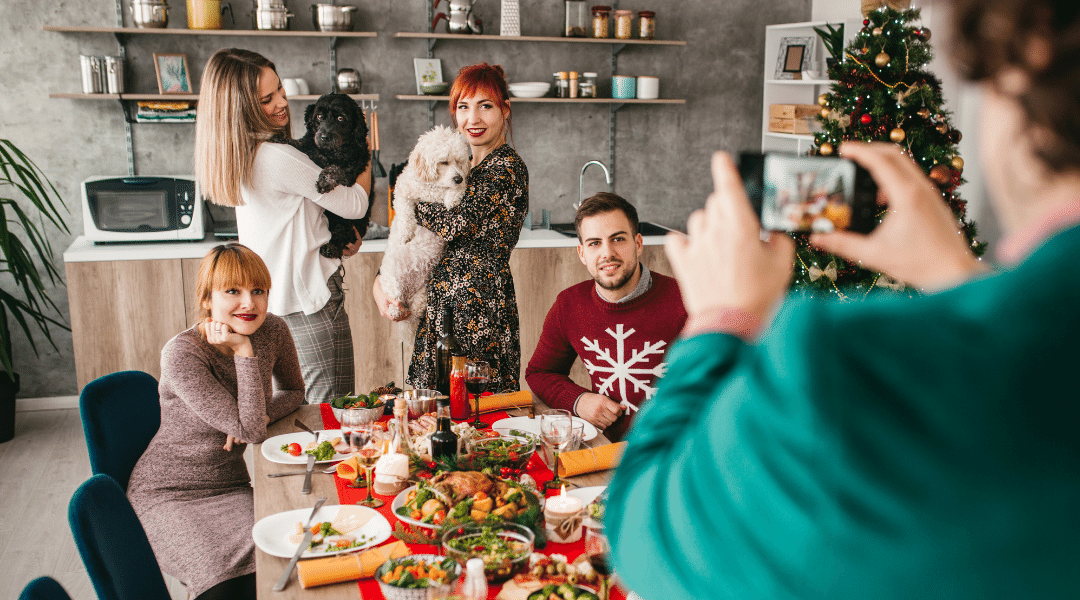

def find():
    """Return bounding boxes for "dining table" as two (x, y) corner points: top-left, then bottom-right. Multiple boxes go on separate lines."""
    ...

(253, 401), (618, 599)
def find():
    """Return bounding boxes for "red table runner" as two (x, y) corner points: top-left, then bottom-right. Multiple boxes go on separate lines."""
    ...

(318, 403), (626, 599)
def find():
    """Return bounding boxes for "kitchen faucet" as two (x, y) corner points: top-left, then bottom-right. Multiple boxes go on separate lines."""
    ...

(577, 160), (613, 209)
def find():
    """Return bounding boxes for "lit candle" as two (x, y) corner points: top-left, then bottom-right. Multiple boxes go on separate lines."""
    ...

(544, 485), (584, 543)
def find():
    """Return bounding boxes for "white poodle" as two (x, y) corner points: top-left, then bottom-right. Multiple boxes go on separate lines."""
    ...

(380, 125), (471, 338)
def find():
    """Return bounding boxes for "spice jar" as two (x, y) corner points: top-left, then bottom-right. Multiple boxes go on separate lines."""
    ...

(614, 9), (633, 39)
(553, 72), (562, 96)
(557, 71), (570, 98)
(579, 72), (597, 97)
(638, 10), (656, 40)
(569, 71), (579, 98)
(591, 5), (610, 38)
(564, 0), (588, 37)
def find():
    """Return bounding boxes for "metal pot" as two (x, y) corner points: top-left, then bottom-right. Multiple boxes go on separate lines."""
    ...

(131, 0), (169, 28)
(311, 4), (357, 32)
(253, 6), (292, 30)
(254, 0), (286, 7)
(336, 68), (361, 94)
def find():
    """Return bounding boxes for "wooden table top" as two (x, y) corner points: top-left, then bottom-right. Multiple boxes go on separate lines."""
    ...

(253, 403), (615, 599)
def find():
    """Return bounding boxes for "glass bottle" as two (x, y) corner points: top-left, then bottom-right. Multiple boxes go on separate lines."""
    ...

(557, 71), (569, 98)
(614, 9), (633, 39)
(393, 395), (410, 454)
(552, 72), (561, 97)
(564, 1), (587, 37)
(638, 10), (656, 40)
(580, 72), (598, 98)
(591, 5), (610, 38)
(455, 558), (489, 600)
(449, 356), (470, 421)
(569, 71), (579, 98)
(430, 396), (459, 461)
(435, 305), (462, 398)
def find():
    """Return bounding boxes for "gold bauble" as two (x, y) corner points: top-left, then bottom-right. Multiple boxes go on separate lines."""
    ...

(951, 156), (965, 170)
(818, 93), (829, 107)
(937, 123), (949, 134)
(875, 52), (891, 67)
(889, 127), (906, 143)
(820, 108), (831, 119)
(872, 27), (883, 36)
(819, 142), (835, 156)
(917, 108), (931, 119)
(929, 164), (951, 184)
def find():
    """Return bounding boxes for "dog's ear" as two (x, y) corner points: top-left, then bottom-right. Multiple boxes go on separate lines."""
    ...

(409, 141), (438, 182)
(353, 105), (369, 148)
(304, 103), (317, 129)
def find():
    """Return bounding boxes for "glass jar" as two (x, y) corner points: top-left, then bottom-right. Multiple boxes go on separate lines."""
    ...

(553, 72), (561, 97)
(614, 9), (633, 39)
(638, 10), (656, 40)
(591, 5), (610, 38)
(580, 72), (597, 97)
(557, 71), (569, 98)
(564, 1), (587, 37)
(569, 71), (579, 98)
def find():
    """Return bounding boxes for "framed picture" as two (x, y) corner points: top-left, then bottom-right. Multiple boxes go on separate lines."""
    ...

(774, 37), (814, 80)
(413, 58), (443, 95)
(153, 53), (192, 94)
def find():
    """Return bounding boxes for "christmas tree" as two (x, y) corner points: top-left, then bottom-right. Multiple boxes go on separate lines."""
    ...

(798, 6), (985, 299)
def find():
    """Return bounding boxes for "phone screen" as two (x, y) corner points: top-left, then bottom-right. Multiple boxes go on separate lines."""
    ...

(739, 152), (879, 234)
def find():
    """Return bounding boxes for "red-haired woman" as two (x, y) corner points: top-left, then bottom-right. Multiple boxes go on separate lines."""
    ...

(374, 62), (528, 390)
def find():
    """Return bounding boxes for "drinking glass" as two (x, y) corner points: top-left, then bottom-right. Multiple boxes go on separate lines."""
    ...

(354, 422), (385, 507)
(465, 360), (491, 429)
(540, 409), (573, 490)
(585, 522), (612, 600)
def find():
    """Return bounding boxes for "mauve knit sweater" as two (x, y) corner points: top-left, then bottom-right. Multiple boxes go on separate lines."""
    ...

(127, 314), (304, 596)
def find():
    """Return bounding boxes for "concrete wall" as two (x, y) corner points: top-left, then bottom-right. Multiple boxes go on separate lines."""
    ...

(3, 0), (816, 398)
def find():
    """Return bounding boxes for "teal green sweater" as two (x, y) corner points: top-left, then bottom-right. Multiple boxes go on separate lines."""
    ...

(607, 224), (1080, 599)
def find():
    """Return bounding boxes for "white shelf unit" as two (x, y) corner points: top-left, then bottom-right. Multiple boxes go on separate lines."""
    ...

(761, 19), (860, 154)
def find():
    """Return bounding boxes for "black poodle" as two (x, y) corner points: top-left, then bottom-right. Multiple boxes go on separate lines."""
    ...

(275, 93), (372, 259)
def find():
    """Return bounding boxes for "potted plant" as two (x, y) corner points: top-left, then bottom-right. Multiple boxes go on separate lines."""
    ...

(813, 23), (846, 73)
(0, 139), (70, 442)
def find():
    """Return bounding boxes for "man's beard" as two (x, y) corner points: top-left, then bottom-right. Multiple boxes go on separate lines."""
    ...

(596, 261), (637, 291)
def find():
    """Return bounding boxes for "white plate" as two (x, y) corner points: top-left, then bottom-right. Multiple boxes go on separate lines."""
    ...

(251, 504), (391, 559)
(491, 416), (598, 442)
(390, 485), (437, 530)
(567, 485), (606, 507)
(261, 430), (351, 465)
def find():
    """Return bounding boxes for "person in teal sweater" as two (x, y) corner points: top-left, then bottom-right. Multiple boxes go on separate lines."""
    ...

(606, 0), (1080, 598)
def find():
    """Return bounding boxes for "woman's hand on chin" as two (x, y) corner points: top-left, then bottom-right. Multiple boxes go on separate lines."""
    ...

(199, 318), (254, 357)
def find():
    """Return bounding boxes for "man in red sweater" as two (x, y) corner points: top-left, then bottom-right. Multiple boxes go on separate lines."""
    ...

(525, 193), (687, 441)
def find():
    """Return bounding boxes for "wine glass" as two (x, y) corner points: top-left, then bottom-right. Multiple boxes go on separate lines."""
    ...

(465, 360), (491, 429)
(585, 522), (612, 600)
(354, 422), (385, 508)
(540, 410), (573, 491)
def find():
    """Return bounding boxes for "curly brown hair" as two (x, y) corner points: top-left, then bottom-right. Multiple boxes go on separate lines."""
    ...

(949, 0), (1080, 172)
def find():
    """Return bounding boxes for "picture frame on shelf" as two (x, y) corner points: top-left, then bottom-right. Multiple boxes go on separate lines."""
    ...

(775, 37), (814, 80)
(413, 58), (443, 95)
(153, 53), (192, 94)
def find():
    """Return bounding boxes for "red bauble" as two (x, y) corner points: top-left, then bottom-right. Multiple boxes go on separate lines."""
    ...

(863, 19), (870, 26)
(860, 114), (872, 125)
(929, 164), (952, 184)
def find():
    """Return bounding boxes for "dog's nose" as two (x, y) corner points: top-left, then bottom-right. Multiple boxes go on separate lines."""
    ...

(453, 175), (463, 184)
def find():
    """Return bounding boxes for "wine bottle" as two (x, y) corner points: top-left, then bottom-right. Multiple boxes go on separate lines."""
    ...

(435, 305), (463, 397)
(430, 396), (458, 461)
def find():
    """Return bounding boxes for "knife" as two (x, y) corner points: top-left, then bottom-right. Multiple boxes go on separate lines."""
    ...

(301, 453), (315, 495)
(273, 496), (327, 592)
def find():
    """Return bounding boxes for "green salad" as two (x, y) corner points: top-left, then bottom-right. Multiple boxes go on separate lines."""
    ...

(305, 440), (335, 461)
(379, 556), (458, 589)
(527, 583), (599, 600)
(330, 392), (383, 410)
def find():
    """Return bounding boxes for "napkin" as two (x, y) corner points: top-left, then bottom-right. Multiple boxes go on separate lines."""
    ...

(296, 540), (409, 588)
(478, 390), (533, 414)
(335, 455), (360, 481)
(556, 442), (627, 478)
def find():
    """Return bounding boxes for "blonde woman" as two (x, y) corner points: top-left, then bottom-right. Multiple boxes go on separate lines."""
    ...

(127, 243), (304, 600)
(195, 48), (370, 404)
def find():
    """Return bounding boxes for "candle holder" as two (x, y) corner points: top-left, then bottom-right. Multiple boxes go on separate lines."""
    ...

(543, 487), (584, 543)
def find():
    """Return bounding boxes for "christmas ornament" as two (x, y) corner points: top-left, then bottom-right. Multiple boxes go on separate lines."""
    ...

(920, 27), (932, 41)
(875, 52), (891, 67)
(872, 27), (883, 36)
(937, 123), (949, 134)
(809, 261), (838, 282)
(819, 142), (835, 156)
(951, 156), (965, 170)
(890, 127), (906, 143)
(820, 108), (831, 119)
(818, 93), (829, 107)
(917, 108), (931, 119)
(929, 164), (951, 184)
(950, 130), (962, 143)
(863, 19), (870, 26)
(860, 114), (872, 125)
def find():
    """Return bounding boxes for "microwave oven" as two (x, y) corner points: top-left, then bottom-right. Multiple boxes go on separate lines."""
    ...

(81, 175), (206, 242)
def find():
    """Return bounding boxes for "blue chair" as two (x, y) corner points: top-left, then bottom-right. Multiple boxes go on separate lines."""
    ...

(79, 370), (160, 489)
(68, 474), (171, 600)
(18, 577), (73, 600)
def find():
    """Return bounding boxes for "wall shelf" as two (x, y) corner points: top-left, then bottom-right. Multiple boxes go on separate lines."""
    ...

(50, 93), (380, 102)
(43, 25), (377, 38)
(396, 95), (684, 105)
(394, 31), (684, 46)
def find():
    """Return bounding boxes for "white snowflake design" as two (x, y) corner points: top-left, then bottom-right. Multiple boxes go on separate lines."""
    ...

(581, 324), (668, 408)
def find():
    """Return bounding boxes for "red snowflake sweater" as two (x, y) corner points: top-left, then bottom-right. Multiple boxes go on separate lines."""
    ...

(525, 272), (687, 440)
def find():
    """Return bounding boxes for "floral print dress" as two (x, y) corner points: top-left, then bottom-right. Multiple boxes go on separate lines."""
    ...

(408, 143), (529, 391)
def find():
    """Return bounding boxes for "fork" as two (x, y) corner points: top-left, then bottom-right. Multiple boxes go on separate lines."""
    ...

(267, 465), (339, 478)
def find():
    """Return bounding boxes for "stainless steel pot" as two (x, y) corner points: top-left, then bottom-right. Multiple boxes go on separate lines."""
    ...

(255, 0), (286, 7)
(131, 0), (169, 28)
(253, 6), (292, 30)
(311, 4), (357, 32)
(336, 68), (361, 94)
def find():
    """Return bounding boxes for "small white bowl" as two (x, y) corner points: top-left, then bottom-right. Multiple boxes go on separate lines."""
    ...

(508, 82), (551, 98)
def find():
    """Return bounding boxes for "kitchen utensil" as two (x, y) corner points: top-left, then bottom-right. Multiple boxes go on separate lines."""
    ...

(507, 82), (551, 98)
(636, 76), (659, 99)
(311, 4), (357, 32)
(104, 57), (124, 94)
(272, 496), (326, 591)
(131, 0), (170, 28)
(187, 0), (233, 30)
(301, 453), (315, 494)
(80, 56), (103, 94)
(267, 465), (339, 477)
(500, 0), (520, 36)
(294, 418), (317, 440)
(252, 5), (292, 30)
(433, 0), (483, 34)
(419, 81), (450, 95)
(281, 78), (300, 96)
(336, 68), (361, 94)
(371, 110), (386, 178)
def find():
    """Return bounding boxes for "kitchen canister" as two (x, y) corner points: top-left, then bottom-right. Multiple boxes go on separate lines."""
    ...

(80, 56), (102, 94)
(612, 75), (636, 99)
(500, 0), (520, 36)
(636, 76), (659, 100)
(104, 56), (125, 93)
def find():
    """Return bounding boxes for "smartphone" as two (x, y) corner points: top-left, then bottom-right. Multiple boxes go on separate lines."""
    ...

(737, 152), (879, 234)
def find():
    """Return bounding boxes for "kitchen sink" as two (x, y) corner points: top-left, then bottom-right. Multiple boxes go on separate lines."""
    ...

(547, 221), (678, 238)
